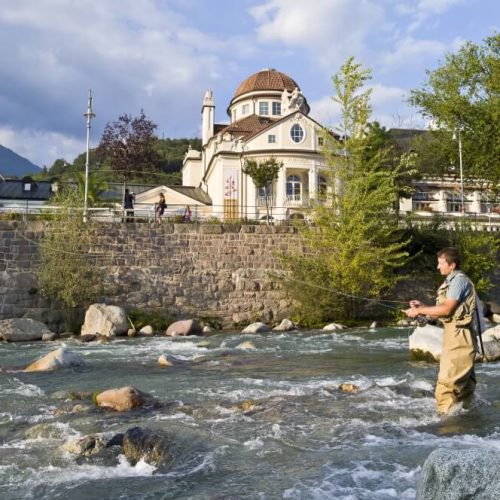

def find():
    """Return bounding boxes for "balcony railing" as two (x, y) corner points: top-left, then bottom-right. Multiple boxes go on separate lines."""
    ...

(257, 196), (274, 207)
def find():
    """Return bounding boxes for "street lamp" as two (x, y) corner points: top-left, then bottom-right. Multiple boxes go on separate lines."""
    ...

(84, 90), (95, 222)
(452, 127), (465, 216)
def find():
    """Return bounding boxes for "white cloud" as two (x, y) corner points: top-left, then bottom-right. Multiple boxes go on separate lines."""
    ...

(0, 126), (84, 168)
(249, 0), (389, 67)
(309, 95), (341, 128)
(380, 36), (449, 69)
(309, 83), (422, 131)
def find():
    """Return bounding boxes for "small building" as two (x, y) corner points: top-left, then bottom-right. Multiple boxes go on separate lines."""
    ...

(0, 176), (56, 215)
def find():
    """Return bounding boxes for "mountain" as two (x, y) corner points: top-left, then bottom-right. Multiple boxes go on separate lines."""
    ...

(0, 145), (41, 178)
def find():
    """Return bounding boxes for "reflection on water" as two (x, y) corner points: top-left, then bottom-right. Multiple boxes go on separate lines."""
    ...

(1, 328), (499, 499)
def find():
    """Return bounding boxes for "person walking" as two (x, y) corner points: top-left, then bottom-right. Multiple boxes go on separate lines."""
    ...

(183, 205), (192, 223)
(156, 193), (166, 224)
(404, 247), (479, 416)
(124, 188), (134, 222)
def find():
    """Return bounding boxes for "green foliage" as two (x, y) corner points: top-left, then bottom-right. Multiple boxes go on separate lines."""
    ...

(449, 222), (500, 295)
(127, 309), (176, 332)
(409, 33), (500, 191)
(402, 220), (500, 296)
(36, 188), (104, 330)
(242, 157), (282, 223)
(74, 171), (109, 206)
(281, 57), (410, 323)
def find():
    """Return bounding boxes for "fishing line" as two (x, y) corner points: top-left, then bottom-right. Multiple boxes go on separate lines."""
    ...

(268, 271), (408, 311)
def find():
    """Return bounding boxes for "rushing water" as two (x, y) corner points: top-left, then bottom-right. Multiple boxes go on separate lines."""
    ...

(1, 327), (499, 500)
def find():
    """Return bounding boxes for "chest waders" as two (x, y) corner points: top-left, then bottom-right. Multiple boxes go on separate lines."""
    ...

(435, 272), (477, 415)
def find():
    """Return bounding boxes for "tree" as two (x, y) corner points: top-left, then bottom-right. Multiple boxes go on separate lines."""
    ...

(36, 188), (104, 331)
(281, 57), (409, 324)
(96, 110), (162, 189)
(242, 157), (283, 223)
(74, 171), (109, 206)
(409, 33), (500, 191)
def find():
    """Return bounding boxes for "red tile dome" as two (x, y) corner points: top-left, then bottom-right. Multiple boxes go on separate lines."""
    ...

(233, 68), (300, 98)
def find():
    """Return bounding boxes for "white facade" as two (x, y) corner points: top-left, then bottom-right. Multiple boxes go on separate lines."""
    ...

(182, 68), (328, 221)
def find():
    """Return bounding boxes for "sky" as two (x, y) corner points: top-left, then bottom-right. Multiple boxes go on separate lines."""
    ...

(0, 0), (498, 169)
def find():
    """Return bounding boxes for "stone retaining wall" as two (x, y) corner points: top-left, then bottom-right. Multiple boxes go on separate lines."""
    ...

(0, 221), (304, 328)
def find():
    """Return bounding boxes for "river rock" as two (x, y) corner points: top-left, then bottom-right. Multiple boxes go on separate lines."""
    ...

(139, 325), (154, 335)
(323, 323), (346, 331)
(81, 304), (128, 337)
(409, 324), (443, 361)
(202, 325), (214, 334)
(417, 448), (500, 499)
(122, 427), (175, 470)
(95, 386), (154, 412)
(62, 434), (109, 456)
(24, 346), (85, 372)
(492, 313), (500, 323)
(42, 332), (58, 342)
(241, 322), (269, 334)
(483, 324), (500, 341)
(272, 319), (297, 332)
(339, 383), (359, 394)
(165, 319), (201, 337)
(158, 354), (188, 367)
(0, 318), (54, 342)
(236, 341), (256, 350)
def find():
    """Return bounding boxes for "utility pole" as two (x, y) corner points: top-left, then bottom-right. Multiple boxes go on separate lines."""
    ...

(84, 90), (95, 222)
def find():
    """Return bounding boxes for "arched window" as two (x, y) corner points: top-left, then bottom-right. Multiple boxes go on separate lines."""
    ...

(287, 175), (302, 201)
(290, 124), (304, 143)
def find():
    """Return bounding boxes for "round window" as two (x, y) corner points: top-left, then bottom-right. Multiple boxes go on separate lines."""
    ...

(290, 123), (304, 143)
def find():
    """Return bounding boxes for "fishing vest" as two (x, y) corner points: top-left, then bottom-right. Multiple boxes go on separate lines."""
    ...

(436, 271), (476, 327)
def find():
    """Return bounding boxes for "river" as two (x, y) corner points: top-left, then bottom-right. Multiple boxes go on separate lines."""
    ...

(1, 327), (499, 499)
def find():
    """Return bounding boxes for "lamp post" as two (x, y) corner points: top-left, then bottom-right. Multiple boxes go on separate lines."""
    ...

(453, 127), (465, 216)
(83, 90), (95, 222)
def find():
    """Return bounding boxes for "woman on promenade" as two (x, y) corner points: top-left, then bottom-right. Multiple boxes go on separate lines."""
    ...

(156, 193), (166, 224)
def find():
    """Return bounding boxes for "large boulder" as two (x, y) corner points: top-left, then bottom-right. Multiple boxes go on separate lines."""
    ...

(165, 319), (201, 337)
(410, 324), (500, 362)
(481, 324), (500, 361)
(95, 386), (154, 412)
(0, 318), (54, 342)
(24, 346), (85, 372)
(409, 324), (443, 361)
(417, 448), (500, 499)
(122, 427), (175, 470)
(241, 322), (269, 334)
(81, 304), (128, 337)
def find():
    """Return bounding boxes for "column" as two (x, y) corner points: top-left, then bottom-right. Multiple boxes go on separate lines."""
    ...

(309, 166), (317, 201)
(276, 166), (286, 219)
(437, 190), (447, 213)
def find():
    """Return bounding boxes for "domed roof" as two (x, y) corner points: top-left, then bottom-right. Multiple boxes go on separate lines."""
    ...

(233, 68), (299, 99)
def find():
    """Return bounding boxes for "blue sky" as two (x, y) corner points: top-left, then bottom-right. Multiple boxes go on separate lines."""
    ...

(0, 0), (497, 168)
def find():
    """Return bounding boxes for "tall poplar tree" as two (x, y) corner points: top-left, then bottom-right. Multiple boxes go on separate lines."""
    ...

(281, 57), (409, 324)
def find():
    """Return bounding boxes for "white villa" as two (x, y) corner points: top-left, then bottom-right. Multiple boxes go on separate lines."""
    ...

(182, 68), (328, 221)
(181, 68), (499, 227)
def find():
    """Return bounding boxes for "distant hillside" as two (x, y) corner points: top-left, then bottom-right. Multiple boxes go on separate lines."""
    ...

(0, 145), (41, 178)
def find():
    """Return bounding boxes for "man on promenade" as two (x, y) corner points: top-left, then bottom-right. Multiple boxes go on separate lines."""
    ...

(404, 247), (478, 416)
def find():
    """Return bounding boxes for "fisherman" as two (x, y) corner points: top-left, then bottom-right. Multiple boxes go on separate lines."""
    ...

(404, 247), (479, 416)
